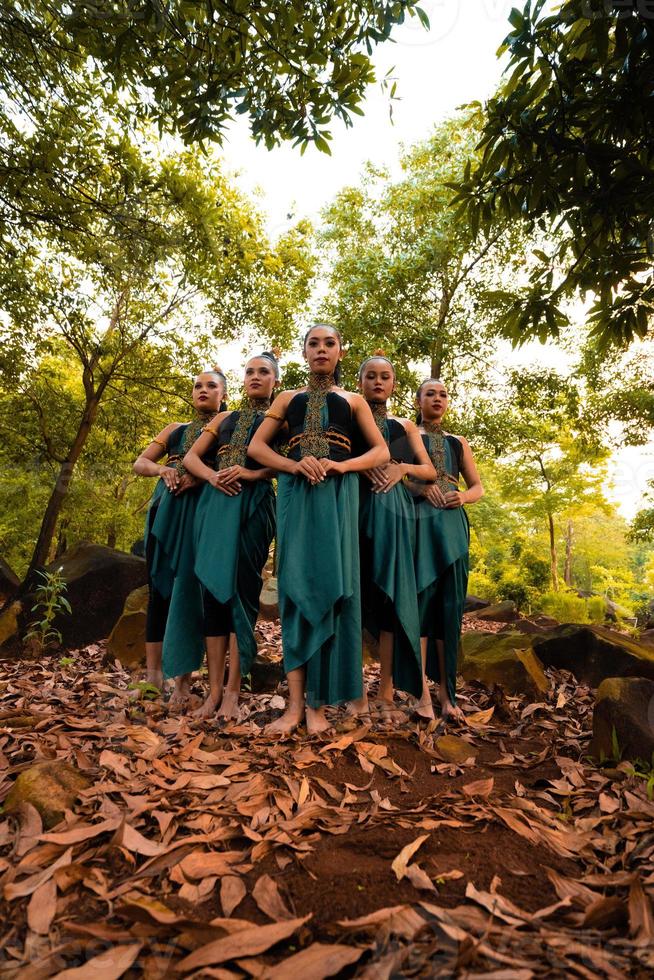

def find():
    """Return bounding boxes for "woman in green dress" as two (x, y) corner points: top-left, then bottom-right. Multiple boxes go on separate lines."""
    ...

(411, 379), (484, 722)
(133, 370), (225, 702)
(249, 325), (389, 735)
(183, 354), (279, 721)
(357, 353), (436, 724)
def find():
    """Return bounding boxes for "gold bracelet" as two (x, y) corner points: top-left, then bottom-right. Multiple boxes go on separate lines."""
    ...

(264, 409), (285, 422)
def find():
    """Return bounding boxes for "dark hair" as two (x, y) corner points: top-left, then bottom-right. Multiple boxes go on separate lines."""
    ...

(415, 377), (447, 425)
(303, 322), (343, 385)
(248, 350), (280, 379)
(358, 351), (395, 382)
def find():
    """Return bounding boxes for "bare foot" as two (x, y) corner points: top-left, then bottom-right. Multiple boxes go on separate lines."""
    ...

(193, 692), (221, 720)
(168, 677), (192, 711)
(371, 698), (406, 726)
(414, 694), (435, 721)
(306, 706), (332, 735)
(441, 701), (465, 724)
(265, 706), (305, 736)
(146, 669), (163, 690)
(217, 690), (239, 721)
(344, 694), (370, 719)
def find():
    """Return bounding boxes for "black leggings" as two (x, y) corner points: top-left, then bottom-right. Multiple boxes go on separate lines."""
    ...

(145, 515), (170, 642)
(203, 589), (233, 637)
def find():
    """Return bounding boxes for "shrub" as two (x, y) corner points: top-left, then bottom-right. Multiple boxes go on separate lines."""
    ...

(587, 595), (606, 624)
(467, 570), (497, 603)
(538, 591), (590, 624)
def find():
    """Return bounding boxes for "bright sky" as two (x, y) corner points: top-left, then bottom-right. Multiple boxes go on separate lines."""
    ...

(211, 0), (653, 519)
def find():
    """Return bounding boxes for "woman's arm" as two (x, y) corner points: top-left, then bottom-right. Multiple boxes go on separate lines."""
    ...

(444, 436), (484, 508)
(183, 411), (230, 482)
(324, 395), (389, 475)
(133, 423), (182, 491)
(367, 420), (436, 494)
(400, 421), (437, 481)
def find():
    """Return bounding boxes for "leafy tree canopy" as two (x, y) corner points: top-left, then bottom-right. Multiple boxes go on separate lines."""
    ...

(2, 0), (427, 150)
(455, 0), (654, 348)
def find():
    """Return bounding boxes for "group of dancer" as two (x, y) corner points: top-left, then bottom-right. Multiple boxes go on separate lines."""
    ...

(133, 324), (483, 734)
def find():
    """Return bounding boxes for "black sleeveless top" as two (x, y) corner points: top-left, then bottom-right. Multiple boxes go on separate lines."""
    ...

(286, 391), (354, 462)
(420, 433), (463, 481)
(164, 422), (218, 469)
(215, 411), (267, 471)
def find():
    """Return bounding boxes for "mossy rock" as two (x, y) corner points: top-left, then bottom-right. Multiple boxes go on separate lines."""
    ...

(590, 677), (654, 763)
(460, 631), (550, 696)
(0, 600), (21, 648)
(106, 584), (149, 668)
(533, 624), (654, 688)
(4, 761), (91, 828)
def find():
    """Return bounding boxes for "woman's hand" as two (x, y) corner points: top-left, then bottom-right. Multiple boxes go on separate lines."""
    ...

(293, 456), (326, 484)
(371, 462), (405, 494)
(160, 466), (180, 493)
(208, 469), (242, 495)
(321, 459), (345, 478)
(174, 473), (199, 495)
(443, 489), (466, 508)
(423, 483), (448, 508)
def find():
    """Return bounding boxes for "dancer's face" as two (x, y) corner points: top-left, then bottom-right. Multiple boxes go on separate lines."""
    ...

(244, 357), (277, 399)
(359, 358), (395, 402)
(192, 372), (224, 412)
(303, 326), (343, 376)
(417, 381), (448, 423)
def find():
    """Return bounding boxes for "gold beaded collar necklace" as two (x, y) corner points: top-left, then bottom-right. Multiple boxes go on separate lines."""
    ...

(177, 407), (218, 476)
(368, 400), (388, 437)
(422, 419), (452, 493)
(301, 371), (334, 459)
(218, 394), (271, 470)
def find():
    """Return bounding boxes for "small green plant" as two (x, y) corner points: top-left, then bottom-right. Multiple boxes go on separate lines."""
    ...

(128, 680), (161, 700)
(58, 656), (75, 668)
(25, 568), (71, 654)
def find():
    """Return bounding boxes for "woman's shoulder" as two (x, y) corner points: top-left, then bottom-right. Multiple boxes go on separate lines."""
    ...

(389, 416), (417, 433)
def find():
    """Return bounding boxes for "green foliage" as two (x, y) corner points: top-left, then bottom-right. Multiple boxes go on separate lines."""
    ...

(25, 568), (71, 652)
(1, 1), (425, 151)
(538, 591), (590, 625)
(587, 596), (606, 625)
(317, 112), (529, 401)
(454, 1), (654, 348)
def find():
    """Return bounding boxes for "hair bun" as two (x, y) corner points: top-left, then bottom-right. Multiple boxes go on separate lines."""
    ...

(261, 350), (278, 362)
(213, 363), (224, 374)
(373, 348), (386, 357)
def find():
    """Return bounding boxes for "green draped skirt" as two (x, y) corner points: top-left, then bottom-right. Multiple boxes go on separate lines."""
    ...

(414, 502), (469, 705)
(359, 482), (422, 697)
(147, 483), (205, 680)
(194, 479), (275, 676)
(277, 471), (362, 708)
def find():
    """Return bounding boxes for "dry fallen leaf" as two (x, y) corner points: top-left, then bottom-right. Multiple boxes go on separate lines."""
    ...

(220, 875), (247, 918)
(252, 874), (293, 921)
(52, 943), (143, 979)
(391, 834), (429, 881)
(175, 916), (312, 972)
(26, 876), (57, 935)
(261, 942), (364, 979)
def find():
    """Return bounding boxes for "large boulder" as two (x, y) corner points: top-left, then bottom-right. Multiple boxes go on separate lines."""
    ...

(460, 631), (550, 696)
(4, 761), (91, 828)
(259, 576), (279, 621)
(590, 677), (654, 763)
(500, 615), (559, 636)
(106, 584), (149, 667)
(533, 624), (654, 688)
(464, 595), (490, 613)
(0, 557), (19, 601)
(44, 542), (147, 648)
(471, 600), (519, 623)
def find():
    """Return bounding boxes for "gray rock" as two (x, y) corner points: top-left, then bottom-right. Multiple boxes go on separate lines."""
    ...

(590, 677), (654, 763)
(471, 600), (518, 623)
(533, 624), (654, 687)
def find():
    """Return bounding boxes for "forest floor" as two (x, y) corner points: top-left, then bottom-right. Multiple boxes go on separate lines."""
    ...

(0, 621), (653, 978)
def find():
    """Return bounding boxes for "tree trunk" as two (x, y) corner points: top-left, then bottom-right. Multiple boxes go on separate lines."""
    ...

(548, 512), (559, 592)
(22, 396), (100, 586)
(54, 517), (69, 560)
(564, 519), (573, 586)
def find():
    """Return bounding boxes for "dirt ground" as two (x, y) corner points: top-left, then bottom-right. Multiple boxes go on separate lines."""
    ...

(0, 623), (653, 978)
